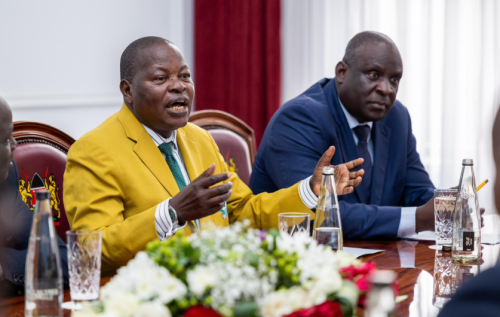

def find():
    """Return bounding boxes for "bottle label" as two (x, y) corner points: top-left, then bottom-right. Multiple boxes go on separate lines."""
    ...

(463, 231), (475, 251)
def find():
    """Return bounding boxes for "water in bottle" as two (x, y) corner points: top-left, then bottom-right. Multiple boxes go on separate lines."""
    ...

(312, 167), (343, 251)
(25, 190), (63, 317)
(452, 159), (481, 263)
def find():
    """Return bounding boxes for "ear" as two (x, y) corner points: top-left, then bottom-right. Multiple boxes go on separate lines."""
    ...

(119, 80), (134, 106)
(335, 61), (348, 84)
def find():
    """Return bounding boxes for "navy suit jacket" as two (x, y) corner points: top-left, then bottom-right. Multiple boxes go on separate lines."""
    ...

(438, 264), (500, 316)
(0, 161), (69, 298)
(249, 78), (435, 239)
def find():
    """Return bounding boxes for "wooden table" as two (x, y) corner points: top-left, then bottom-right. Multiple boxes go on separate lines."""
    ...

(1, 240), (498, 317)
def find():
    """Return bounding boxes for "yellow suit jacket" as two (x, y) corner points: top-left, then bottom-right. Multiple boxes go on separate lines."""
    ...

(64, 105), (313, 276)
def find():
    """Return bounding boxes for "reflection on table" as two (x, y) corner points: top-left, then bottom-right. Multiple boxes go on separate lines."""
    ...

(1, 216), (499, 317)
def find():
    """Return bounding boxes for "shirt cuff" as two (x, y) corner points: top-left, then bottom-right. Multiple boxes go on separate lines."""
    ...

(298, 176), (318, 209)
(155, 198), (186, 241)
(397, 207), (417, 238)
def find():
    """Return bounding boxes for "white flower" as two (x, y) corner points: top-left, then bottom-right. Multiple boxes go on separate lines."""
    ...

(260, 289), (294, 317)
(101, 252), (186, 306)
(260, 287), (314, 317)
(104, 292), (140, 316)
(133, 301), (171, 317)
(186, 265), (217, 297)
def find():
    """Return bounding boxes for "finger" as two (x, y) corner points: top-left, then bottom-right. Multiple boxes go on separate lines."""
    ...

(347, 176), (363, 187)
(193, 163), (216, 182)
(206, 189), (233, 207)
(199, 173), (231, 188)
(341, 187), (354, 195)
(205, 182), (233, 199)
(316, 146), (336, 169)
(344, 158), (364, 170)
(349, 169), (365, 179)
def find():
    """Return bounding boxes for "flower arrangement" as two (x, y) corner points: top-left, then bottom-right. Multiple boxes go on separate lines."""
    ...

(75, 222), (376, 317)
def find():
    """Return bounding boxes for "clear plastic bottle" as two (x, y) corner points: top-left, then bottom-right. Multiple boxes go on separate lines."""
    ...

(365, 271), (396, 317)
(25, 190), (63, 317)
(451, 159), (481, 263)
(312, 167), (343, 251)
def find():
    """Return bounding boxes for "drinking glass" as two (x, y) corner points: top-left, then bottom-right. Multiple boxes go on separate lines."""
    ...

(66, 230), (102, 303)
(432, 251), (453, 308)
(278, 213), (310, 236)
(434, 189), (458, 246)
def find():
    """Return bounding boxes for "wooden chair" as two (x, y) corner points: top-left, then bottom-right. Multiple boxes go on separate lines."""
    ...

(13, 122), (75, 241)
(189, 110), (257, 185)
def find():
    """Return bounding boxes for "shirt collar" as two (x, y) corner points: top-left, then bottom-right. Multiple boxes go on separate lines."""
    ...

(142, 124), (179, 151)
(338, 98), (373, 130)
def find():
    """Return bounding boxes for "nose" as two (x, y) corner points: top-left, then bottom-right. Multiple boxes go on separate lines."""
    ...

(11, 136), (17, 152)
(376, 78), (394, 96)
(168, 77), (187, 93)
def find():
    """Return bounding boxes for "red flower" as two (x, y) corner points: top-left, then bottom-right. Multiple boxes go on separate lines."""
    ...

(340, 262), (377, 281)
(184, 305), (222, 317)
(284, 301), (343, 317)
(355, 275), (370, 292)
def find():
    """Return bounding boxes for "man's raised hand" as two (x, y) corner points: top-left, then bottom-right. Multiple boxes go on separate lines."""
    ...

(309, 146), (364, 196)
(170, 164), (232, 224)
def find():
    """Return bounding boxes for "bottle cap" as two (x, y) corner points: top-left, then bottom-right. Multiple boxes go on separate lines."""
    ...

(462, 159), (474, 166)
(322, 167), (334, 175)
(370, 270), (396, 285)
(35, 190), (50, 200)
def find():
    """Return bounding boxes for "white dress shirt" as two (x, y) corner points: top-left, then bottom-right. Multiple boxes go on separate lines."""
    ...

(143, 125), (188, 240)
(143, 125), (318, 240)
(338, 100), (416, 238)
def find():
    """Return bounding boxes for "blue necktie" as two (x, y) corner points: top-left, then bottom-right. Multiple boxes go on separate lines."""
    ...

(158, 142), (200, 229)
(353, 125), (372, 203)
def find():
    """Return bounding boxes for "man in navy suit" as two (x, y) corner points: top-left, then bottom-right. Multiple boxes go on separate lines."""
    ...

(0, 97), (69, 298)
(250, 31), (436, 239)
(438, 107), (500, 316)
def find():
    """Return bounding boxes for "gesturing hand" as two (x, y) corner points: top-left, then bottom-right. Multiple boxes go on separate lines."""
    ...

(309, 146), (365, 196)
(170, 164), (232, 224)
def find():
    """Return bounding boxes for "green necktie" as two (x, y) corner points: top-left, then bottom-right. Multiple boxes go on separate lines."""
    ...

(158, 142), (200, 230)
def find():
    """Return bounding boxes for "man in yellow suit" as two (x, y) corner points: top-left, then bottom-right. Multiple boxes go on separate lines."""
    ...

(64, 37), (364, 276)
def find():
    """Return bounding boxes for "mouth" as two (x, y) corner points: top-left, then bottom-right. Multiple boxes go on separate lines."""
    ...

(166, 97), (189, 113)
(367, 101), (388, 111)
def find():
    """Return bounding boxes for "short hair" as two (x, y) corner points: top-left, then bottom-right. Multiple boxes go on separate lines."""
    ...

(120, 36), (173, 81)
(342, 31), (396, 66)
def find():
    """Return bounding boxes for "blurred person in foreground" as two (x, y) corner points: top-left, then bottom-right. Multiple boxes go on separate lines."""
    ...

(251, 31), (439, 240)
(0, 97), (69, 298)
(63, 36), (365, 276)
(438, 108), (500, 316)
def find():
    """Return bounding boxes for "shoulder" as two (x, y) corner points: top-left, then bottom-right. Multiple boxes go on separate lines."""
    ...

(69, 112), (124, 155)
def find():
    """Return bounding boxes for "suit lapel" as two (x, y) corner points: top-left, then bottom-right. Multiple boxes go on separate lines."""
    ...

(323, 80), (363, 203)
(176, 127), (208, 230)
(370, 121), (391, 206)
(118, 104), (180, 198)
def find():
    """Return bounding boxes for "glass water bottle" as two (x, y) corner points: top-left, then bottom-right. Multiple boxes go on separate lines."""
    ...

(365, 271), (396, 317)
(312, 167), (343, 251)
(452, 159), (481, 263)
(25, 190), (63, 317)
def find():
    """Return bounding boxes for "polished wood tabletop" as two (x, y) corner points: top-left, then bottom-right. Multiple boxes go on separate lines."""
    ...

(1, 239), (498, 317)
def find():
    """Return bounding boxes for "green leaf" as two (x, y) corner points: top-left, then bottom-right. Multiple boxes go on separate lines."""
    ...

(233, 301), (258, 317)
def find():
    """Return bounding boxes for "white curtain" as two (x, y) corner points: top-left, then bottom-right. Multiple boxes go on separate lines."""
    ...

(282, 0), (500, 214)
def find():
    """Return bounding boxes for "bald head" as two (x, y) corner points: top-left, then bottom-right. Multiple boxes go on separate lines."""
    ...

(0, 97), (15, 182)
(492, 108), (500, 214)
(120, 36), (173, 81)
(342, 31), (398, 66)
